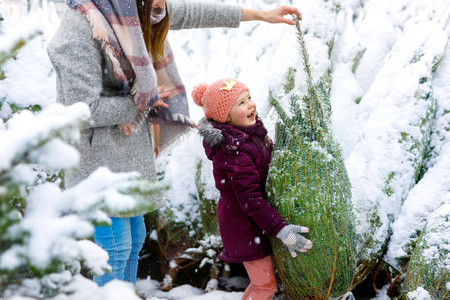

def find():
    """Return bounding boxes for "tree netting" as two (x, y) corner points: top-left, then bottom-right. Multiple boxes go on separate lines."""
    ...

(266, 19), (358, 299)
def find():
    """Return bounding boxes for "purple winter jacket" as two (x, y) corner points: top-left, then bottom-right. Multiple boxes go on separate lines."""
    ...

(199, 117), (287, 263)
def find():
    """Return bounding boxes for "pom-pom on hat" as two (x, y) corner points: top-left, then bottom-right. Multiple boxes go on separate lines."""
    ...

(192, 78), (249, 123)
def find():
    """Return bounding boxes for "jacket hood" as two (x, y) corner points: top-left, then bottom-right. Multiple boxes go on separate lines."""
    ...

(198, 118), (225, 147)
(199, 117), (267, 160)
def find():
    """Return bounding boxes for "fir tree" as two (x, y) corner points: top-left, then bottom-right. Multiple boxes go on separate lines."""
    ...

(0, 103), (167, 299)
(155, 160), (223, 291)
(266, 18), (357, 299)
(345, 3), (445, 285)
(193, 160), (224, 291)
(0, 25), (167, 299)
(401, 204), (450, 300)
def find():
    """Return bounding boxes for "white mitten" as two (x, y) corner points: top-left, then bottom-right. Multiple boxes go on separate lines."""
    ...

(276, 225), (313, 257)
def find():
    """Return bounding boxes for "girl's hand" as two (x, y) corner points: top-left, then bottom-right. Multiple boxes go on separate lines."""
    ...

(276, 224), (313, 258)
(241, 6), (302, 25)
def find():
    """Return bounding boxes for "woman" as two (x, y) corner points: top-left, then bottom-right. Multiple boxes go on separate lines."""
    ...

(47, 0), (301, 286)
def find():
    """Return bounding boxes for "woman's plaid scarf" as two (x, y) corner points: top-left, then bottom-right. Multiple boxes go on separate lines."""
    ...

(67, 0), (194, 137)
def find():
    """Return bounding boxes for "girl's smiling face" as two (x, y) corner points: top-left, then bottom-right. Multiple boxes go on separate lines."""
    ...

(227, 91), (257, 127)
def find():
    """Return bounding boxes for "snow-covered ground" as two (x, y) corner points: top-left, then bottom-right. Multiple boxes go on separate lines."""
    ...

(1, 0), (449, 299)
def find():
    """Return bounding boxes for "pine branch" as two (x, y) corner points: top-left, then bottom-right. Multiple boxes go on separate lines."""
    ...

(295, 18), (326, 130)
(269, 91), (292, 129)
(0, 29), (42, 66)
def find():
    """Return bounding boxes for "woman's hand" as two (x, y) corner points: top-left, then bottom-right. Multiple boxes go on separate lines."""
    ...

(241, 5), (302, 25)
(152, 84), (170, 111)
(264, 6), (302, 25)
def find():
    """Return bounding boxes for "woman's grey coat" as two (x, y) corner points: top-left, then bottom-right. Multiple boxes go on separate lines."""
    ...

(47, 0), (241, 216)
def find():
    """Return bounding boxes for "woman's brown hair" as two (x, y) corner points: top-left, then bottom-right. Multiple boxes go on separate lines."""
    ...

(136, 0), (170, 63)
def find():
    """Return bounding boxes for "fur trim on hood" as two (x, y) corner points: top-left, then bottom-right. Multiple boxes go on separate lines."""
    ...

(198, 118), (224, 146)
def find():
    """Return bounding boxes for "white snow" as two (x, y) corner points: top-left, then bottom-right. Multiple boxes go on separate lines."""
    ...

(0, 103), (90, 171)
(369, 284), (391, 300)
(406, 287), (432, 300)
(420, 203), (450, 267)
(0, 0), (58, 108)
(137, 276), (246, 300)
(53, 276), (143, 300)
(385, 142), (450, 269)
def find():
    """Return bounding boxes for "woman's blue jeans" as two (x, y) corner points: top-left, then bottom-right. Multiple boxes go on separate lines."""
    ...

(93, 215), (146, 286)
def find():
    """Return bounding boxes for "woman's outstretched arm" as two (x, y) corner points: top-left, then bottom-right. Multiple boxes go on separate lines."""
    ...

(241, 5), (302, 25)
(168, 0), (301, 30)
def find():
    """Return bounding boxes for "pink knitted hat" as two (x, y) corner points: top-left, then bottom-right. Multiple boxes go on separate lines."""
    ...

(192, 78), (249, 123)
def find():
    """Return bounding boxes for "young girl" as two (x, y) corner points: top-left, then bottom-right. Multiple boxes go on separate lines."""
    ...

(193, 78), (313, 300)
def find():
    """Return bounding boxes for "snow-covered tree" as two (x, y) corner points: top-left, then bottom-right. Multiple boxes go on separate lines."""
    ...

(191, 160), (224, 291)
(153, 159), (223, 291)
(343, 1), (449, 286)
(401, 203), (450, 300)
(0, 100), (168, 299)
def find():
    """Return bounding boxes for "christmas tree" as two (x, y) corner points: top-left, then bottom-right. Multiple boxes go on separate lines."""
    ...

(266, 18), (357, 299)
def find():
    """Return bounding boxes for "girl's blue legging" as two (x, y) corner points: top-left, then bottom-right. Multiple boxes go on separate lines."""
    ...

(93, 215), (146, 286)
